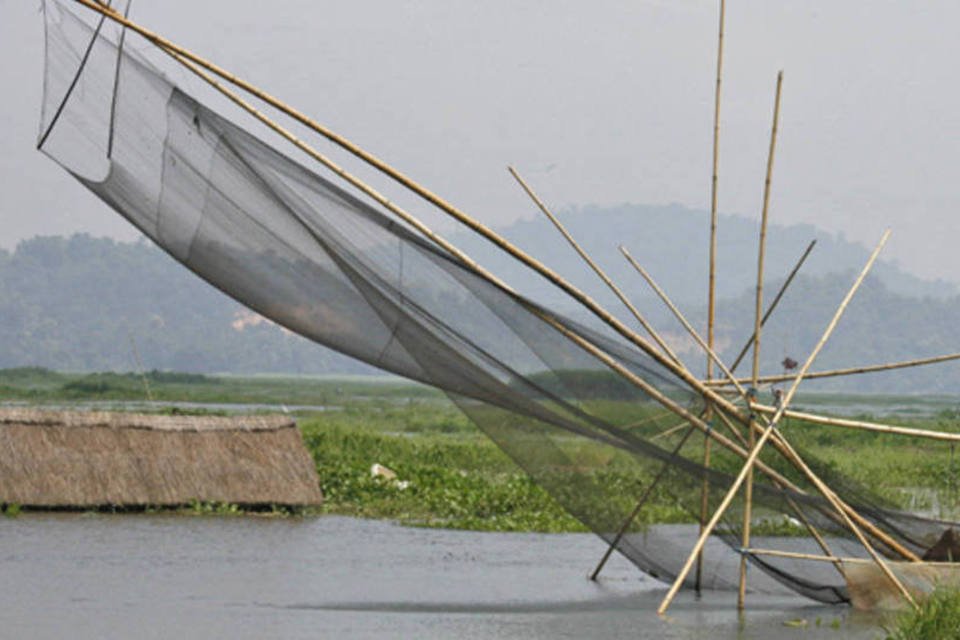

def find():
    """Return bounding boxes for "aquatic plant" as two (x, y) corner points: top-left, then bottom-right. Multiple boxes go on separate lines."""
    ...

(884, 588), (960, 640)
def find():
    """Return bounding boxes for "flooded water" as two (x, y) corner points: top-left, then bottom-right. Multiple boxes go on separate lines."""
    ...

(0, 515), (885, 639)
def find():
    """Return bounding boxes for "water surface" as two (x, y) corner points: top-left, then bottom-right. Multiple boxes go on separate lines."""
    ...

(0, 515), (884, 639)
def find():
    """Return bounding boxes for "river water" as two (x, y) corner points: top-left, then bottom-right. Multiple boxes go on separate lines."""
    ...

(0, 515), (884, 639)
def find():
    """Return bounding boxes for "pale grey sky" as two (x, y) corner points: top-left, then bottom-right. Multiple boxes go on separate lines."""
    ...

(2, 1), (959, 282)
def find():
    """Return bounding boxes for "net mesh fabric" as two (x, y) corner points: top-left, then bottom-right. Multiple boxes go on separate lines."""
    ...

(38, 0), (958, 604)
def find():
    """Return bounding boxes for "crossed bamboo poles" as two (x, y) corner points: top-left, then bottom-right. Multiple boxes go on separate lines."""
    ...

(70, 0), (960, 614)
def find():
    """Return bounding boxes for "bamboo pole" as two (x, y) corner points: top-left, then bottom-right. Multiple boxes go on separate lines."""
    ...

(507, 166), (684, 366)
(727, 239), (817, 374)
(700, 0), (726, 592)
(743, 548), (860, 564)
(752, 405), (960, 443)
(707, 351), (960, 388)
(658, 229), (916, 615)
(651, 421), (695, 442)
(740, 70), (783, 609)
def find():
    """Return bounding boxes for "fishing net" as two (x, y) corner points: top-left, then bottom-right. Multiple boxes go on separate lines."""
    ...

(37, 0), (959, 605)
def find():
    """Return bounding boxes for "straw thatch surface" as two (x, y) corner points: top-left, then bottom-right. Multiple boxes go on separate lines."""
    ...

(0, 408), (322, 507)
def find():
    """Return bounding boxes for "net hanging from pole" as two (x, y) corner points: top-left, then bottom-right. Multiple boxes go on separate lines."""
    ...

(37, 0), (959, 605)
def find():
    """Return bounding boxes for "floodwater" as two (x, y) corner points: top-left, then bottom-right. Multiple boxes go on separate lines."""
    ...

(0, 515), (885, 639)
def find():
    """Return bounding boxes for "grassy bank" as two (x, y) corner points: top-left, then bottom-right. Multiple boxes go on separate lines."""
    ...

(3, 367), (960, 531)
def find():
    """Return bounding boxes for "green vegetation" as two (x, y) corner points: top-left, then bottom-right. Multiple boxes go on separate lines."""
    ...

(4, 368), (960, 531)
(884, 588), (960, 640)
(0, 366), (441, 406)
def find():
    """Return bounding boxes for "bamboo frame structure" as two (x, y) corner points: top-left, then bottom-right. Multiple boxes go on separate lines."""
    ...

(623, 241), (922, 563)
(506, 166), (841, 586)
(62, 0), (950, 614)
(658, 230), (916, 615)
(740, 70), (784, 609)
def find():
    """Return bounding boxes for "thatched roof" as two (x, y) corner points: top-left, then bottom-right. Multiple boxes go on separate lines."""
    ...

(0, 408), (322, 507)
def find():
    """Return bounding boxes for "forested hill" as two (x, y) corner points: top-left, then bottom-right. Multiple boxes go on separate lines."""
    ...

(0, 235), (370, 375)
(1, 231), (959, 392)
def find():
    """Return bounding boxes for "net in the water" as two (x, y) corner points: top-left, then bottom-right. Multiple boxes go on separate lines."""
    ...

(37, 0), (959, 605)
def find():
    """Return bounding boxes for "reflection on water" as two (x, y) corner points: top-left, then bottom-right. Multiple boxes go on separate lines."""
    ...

(0, 515), (883, 639)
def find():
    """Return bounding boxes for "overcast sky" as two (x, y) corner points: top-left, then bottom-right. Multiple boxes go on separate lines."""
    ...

(2, 0), (959, 282)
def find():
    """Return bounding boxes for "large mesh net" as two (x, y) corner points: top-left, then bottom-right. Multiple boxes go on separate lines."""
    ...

(37, 0), (959, 604)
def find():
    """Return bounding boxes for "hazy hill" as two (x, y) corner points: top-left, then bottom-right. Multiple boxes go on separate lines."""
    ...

(449, 202), (957, 315)
(0, 234), (370, 375)
(1, 211), (959, 391)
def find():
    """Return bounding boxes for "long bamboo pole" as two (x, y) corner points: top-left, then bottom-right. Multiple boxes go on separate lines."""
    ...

(740, 70), (783, 609)
(743, 548), (860, 564)
(707, 351), (960, 388)
(753, 405), (960, 443)
(658, 229), (916, 615)
(700, 0), (726, 592)
(727, 239), (817, 374)
(507, 166), (684, 366)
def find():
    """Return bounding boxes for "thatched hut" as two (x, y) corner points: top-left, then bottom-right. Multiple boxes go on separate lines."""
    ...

(0, 408), (322, 508)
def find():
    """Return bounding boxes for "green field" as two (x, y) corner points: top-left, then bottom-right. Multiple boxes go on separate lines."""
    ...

(3, 367), (960, 532)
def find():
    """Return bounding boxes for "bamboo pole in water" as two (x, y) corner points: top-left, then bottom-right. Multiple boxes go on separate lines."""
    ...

(700, 0), (726, 592)
(658, 230), (917, 615)
(740, 70), (783, 609)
